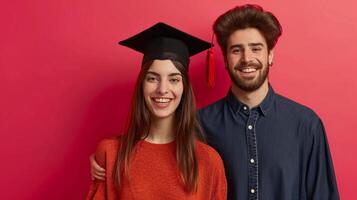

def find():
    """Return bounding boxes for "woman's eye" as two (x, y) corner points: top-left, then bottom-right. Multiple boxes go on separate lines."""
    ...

(170, 78), (180, 83)
(146, 76), (158, 82)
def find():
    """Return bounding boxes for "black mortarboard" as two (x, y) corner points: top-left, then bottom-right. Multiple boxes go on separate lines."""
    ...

(118, 22), (211, 69)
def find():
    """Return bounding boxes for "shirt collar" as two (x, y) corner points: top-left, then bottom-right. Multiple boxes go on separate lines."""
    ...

(258, 84), (275, 116)
(226, 89), (243, 113)
(226, 84), (276, 116)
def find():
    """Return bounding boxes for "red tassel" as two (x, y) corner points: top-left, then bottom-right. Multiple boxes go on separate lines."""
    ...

(206, 49), (215, 87)
(206, 34), (215, 88)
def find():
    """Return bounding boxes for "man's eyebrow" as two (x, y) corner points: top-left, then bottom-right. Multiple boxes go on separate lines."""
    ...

(248, 43), (264, 47)
(229, 44), (244, 50)
(229, 43), (264, 50)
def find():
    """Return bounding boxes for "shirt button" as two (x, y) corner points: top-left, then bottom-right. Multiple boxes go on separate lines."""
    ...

(248, 125), (253, 130)
(250, 158), (255, 163)
(251, 189), (255, 194)
(243, 106), (247, 110)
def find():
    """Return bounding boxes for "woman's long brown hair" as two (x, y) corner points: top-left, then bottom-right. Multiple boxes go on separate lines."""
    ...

(114, 60), (205, 193)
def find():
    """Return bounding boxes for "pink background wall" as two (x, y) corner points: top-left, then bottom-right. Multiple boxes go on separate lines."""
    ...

(1, 0), (356, 199)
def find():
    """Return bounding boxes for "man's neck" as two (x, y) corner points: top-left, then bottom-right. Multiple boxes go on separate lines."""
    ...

(231, 80), (269, 109)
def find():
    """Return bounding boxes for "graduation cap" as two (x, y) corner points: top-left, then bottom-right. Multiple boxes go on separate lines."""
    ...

(118, 22), (211, 70)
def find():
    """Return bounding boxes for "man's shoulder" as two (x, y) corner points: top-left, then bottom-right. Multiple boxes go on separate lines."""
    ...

(198, 97), (227, 115)
(274, 93), (320, 121)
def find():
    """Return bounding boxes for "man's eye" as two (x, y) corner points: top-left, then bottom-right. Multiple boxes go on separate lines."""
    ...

(252, 48), (262, 52)
(232, 49), (241, 53)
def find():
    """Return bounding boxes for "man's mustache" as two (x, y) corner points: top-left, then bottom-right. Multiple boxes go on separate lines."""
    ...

(234, 61), (263, 70)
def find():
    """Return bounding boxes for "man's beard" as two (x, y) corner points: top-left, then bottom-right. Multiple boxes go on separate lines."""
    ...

(227, 59), (269, 92)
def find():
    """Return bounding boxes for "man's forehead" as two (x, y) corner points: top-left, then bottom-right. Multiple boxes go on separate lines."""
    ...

(228, 28), (267, 45)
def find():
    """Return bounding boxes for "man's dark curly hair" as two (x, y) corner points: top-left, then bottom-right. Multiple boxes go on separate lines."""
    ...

(213, 4), (282, 55)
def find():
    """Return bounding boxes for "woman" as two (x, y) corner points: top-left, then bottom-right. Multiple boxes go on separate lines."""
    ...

(86, 22), (226, 200)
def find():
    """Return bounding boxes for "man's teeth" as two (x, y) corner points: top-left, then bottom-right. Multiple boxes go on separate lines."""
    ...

(153, 98), (171, 103)
(241, 68), (257, 73)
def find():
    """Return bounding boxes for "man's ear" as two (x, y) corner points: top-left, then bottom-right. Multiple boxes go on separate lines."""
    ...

(268, 50), (274, 66)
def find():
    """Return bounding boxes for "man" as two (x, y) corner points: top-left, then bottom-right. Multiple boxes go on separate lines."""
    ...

(90, 4), (339, 200)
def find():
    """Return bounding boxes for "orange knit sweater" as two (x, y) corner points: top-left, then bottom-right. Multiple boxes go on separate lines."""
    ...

(86, 138), (227, 200)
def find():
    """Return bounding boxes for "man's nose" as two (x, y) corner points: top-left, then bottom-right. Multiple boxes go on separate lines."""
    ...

(241, 51), (253, 63)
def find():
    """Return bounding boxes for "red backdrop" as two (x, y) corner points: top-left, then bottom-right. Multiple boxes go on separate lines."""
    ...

(1, 0), (356, 199)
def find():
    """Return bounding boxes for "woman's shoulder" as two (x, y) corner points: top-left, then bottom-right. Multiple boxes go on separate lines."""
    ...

(97, 136), (121, 150)
(95, 136), (122, 158)
(195, 141), (223, 165)
(94, 136), (122, 166)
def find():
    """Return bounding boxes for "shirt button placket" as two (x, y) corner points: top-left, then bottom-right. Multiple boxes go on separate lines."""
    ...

(246, 110), (259, 200)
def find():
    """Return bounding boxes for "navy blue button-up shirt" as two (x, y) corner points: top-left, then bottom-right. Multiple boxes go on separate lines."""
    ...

(198, 86), (339, 200)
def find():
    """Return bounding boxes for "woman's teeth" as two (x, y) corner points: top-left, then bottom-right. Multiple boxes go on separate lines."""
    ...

(152, 98), (171, 103)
